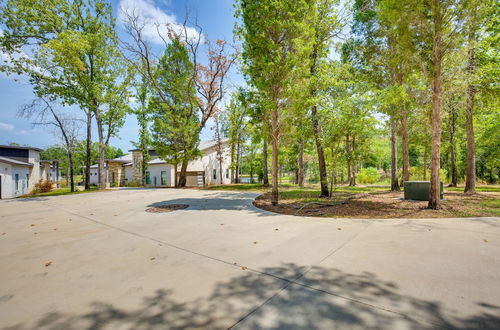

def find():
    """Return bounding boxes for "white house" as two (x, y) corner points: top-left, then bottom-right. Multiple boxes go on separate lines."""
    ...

(0, 145), (60, 199)
(90, 139), (231, 187)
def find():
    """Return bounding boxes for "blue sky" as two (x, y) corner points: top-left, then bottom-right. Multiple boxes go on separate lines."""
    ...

(0, 0), (243, 152)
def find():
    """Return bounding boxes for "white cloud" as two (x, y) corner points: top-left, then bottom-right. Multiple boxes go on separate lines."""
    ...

(118, 0), (202, 45)
(0, 122), (14, 132)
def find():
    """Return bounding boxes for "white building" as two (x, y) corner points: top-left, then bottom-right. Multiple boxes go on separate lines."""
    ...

(90, 140), (231, 187)
(0, 145), (60, 199)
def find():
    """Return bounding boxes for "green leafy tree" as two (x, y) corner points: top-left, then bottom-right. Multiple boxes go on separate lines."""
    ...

(236, 0), (314, 205)
(149, 37), (200, 187)
(0, 0), (130, 190)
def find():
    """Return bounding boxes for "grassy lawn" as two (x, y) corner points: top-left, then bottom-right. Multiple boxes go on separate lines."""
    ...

(444, 185), (500, 193)
(19, 187), (99, 198)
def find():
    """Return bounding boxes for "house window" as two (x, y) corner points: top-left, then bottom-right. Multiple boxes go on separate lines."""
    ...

(15, 174), (19, 190)
(225, 169), (229, 179)
(213, 169), (217, 180)
(146, 171), (151, 184)
(161, 171), (167, 185)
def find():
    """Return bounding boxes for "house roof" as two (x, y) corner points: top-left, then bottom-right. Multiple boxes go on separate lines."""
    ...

(0, 156), (34, 167)
(128, 139), (229, 153)
(0, 144), (43, 152)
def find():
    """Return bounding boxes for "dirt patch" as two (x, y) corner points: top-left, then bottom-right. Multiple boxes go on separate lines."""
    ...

(253, 191), (500, 218)
(146, 204), (189, 213)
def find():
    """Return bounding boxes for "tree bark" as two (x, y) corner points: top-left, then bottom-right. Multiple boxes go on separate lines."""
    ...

(401, 109), (410, 182)
(178, 159), (188, 187)
(428, 3), (443, 209)
(84, 110), (92, 190)
(390, 117), (400, 191)
(449, 108), (457, 187)
(270, 108), (279, 206)
(423, 147), (427, 181)
(310, 48), (329, 197)
(68, 150), (74, 192)
(96, 115), (106, 191)
(174, 164), (178, 188)
(297, 138), (304, 187)
(230, 139), (236, 184)
(235, 136), (241, 184)
(351, 136), (356, 186)
(464, 37), (476, 193)
(262, 139), (269, 187)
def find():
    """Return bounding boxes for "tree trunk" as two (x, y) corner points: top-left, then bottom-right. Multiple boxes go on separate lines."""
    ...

(68, 150), (75, 192)
(174, 164), (178, 188)
(390, 118), (400, 191)
(84, 111), (92, 190)
(310, 48), (329, 197)
(351, 136), (356, 186)
(219, 159), (223, 184)
(235, 136), (241, 184)
(401, 109), (410, 182)
(423, 147), (427, 180)
(271, 109), (279, 206)
(178, 159), (188, 187)
(449, 109), (457, 187)
(263, 139), (269, 187)
(297, 138), (304, 187)
(428, 5), (442, 209)
(464, 39), (476, 193)
(96, 117), (106, 191)
(230, 139), (236, 184)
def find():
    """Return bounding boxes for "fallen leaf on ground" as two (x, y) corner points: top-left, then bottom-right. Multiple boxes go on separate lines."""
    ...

(220, 224), (224, 226)
(241, 266), (247, 270)
(484, 239), (488, 243)
(45, 262), (52, 267)
(53, 228), (57, 231)
(150, 257), (156, 261)
(30, 224), (35, 227)
(337, 228), (342, 230)
(253, 241), (258, 244)
(274, 228), (279, 231)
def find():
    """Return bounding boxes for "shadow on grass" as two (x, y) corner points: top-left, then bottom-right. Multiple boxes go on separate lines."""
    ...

(4, 264), (500, 329)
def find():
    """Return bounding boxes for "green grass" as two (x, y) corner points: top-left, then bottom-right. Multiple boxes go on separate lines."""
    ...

(206, 183), (390, 203)
(19, 187), (98, 198)
(444, 186), (500, 193)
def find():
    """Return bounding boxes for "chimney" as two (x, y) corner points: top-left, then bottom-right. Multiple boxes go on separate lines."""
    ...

(132, 150), (143, 184)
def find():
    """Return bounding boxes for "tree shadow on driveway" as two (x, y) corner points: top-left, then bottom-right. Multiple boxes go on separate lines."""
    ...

(147, 192), (278, 217)
(4, 264), (499, 330)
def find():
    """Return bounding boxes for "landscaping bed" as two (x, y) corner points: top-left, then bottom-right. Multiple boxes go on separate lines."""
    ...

(253, 190), (500, 218)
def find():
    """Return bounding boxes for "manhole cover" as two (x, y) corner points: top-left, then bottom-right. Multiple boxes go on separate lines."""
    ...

(145, 204), (189, 213)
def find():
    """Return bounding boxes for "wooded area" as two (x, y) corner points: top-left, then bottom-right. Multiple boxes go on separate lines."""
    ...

(0, 0), (498, 210)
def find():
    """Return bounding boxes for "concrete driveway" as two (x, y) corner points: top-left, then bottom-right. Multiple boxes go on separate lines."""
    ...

(0, 188), (499, 329)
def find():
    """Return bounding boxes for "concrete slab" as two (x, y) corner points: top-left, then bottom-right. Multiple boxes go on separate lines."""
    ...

(1, 188), (499, 329)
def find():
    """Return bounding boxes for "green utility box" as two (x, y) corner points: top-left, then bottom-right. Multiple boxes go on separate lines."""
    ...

(404, 181), (444, 201)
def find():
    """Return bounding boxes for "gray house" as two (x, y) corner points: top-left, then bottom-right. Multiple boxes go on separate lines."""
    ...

(0, 145), (60, 199)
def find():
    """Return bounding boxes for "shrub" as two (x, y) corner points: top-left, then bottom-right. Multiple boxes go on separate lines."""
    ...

(35, 180), (54, 193)
(125, 181), (142, 187)
(357, 167), (381, 184)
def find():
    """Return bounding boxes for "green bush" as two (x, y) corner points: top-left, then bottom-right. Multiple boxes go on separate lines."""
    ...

(357, 167), (381, 184)
(125, 181), (142, 187)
